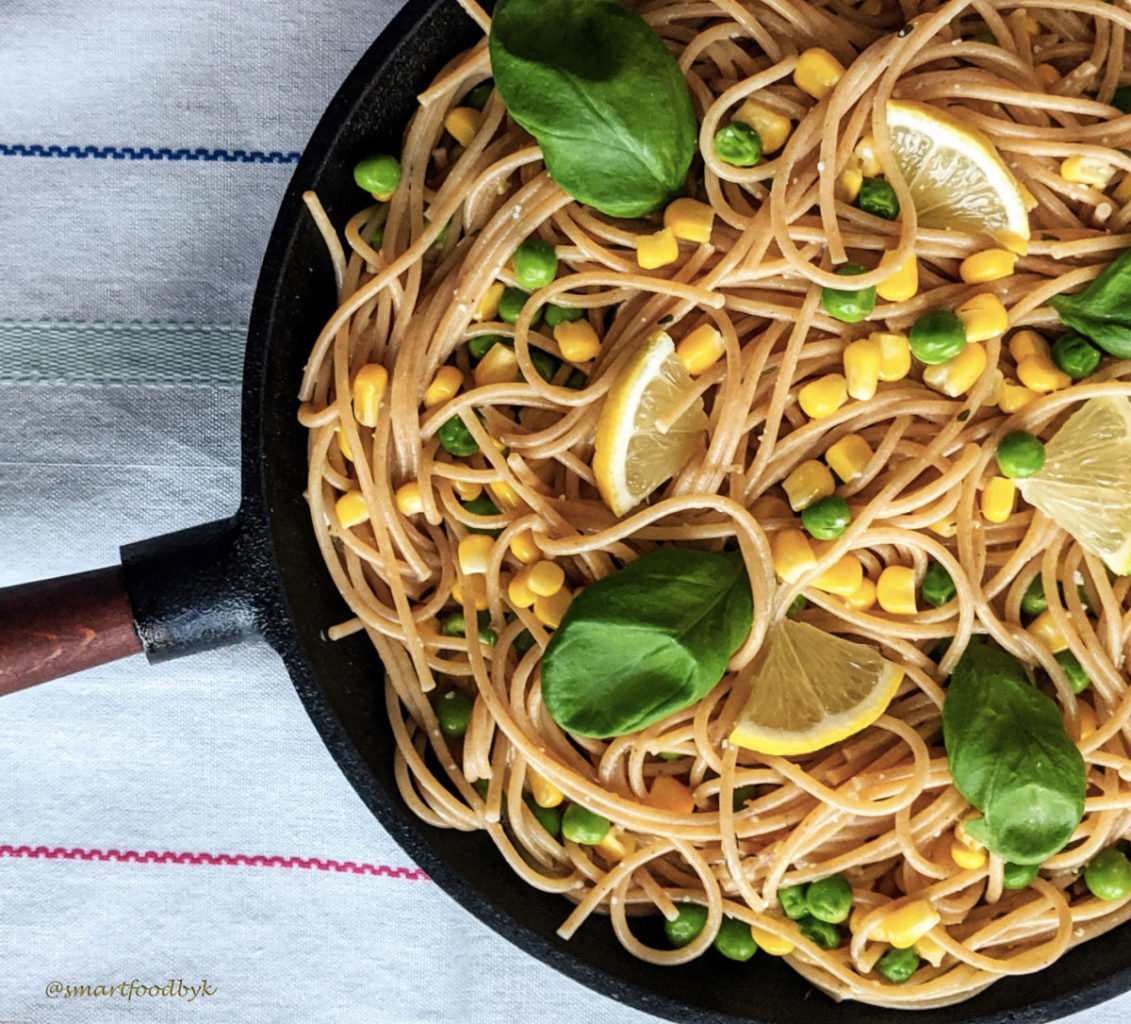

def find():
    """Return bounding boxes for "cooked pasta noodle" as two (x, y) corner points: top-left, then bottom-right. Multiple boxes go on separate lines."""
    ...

(299, 0), (1131, 1006)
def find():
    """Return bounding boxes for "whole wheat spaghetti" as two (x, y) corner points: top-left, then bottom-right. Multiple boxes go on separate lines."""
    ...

(299, 0), (1131, 1007)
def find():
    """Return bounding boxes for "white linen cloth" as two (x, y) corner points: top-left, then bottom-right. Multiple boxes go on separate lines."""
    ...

(0, 2), (1125, 1021)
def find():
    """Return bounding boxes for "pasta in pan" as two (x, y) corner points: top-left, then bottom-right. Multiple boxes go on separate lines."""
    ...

(299, 0), (1131, 1006)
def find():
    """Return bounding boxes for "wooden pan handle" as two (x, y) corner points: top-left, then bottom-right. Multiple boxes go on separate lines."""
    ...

(0, 567), (143, 695)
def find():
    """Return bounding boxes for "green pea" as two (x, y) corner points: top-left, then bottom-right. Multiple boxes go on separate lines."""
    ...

(1085, 846), (1131, 900)
(1002, 861), (1040, 889)
(778, 884), (809, 920)
(513, 238), (558, 291)
(462, 495), (500, 517)
(805, 873), (853, 924)
(968, 31), (998, 44)
(513, 628), (536, 655)
(543, 303), (584, 329)
(471, 778), (489, 799)
(524, 793), (562, 837)
(1052, 332), (1101, 379)
(996, 430), (1045, 479)
(856, 177), (900, 220)
(921, 561), (956, 608)
(464, 79), (494, 111)
(821, 264), (877, 324)
(369, 223), (385, 249)
(528, 348), (559, 383)
(467, 333), (509, 361)
(1054, 649), (1090, 693)
(665, 903), (708, 947)
(561, 803), (610, 845)
(800, 495), (851, 540)
(797, 914), (840, 949)
(714, 917), (758, 961)
(434, 688), (474, 738)
(909, 309), (967, 364)
(875, 946), (921, 983)
(1021, 575), (1048, 617)
(438, 415), (479, 457)
(787, 594), (807, 617)
(732, 784), (757, 812)
(1113, 85), (1131, 113)
(439, 610), (497, 646)
(713, 121), (762, 167)
(564, 367), (587, 390)
(353, 154), (401, 195)
(498, 286), (539, 325)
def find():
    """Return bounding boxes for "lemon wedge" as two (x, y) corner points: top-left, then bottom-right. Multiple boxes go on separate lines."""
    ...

(592, 330), (707, 516)
(885, 100), (1032, 250)
(729, 618), (904, 756)
(1017, 395), (1131, 575)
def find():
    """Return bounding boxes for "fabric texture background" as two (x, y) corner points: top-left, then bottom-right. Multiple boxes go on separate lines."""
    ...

(0, 1), (1126, 1021)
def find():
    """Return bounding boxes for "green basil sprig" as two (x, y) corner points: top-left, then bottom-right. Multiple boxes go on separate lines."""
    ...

(942, 641), (1085, 864)
(1049, 247), (1131, 357)
(540, 548), (752, 737)
(488, 0), (698, 218)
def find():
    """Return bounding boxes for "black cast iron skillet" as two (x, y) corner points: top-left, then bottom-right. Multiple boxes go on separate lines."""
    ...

(1, 1), (1129, 1020)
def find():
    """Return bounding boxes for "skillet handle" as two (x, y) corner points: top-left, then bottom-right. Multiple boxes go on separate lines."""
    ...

(0, 515), (267, 695)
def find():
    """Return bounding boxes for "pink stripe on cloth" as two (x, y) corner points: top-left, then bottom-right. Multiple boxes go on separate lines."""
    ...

(0, 844), (430, 881)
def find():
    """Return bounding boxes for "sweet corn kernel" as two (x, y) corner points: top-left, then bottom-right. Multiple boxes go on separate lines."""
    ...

(1078, 701), (1097, 738)
(335, 490), (369, 528)
(554, 319), (601, 363)
(453, 478), (483, 501)
(596, 828), (636, 863)
(1035, 62), (1060, 88)
(458, 533), (495, 575)
(508, 568), (537, 609)
(837, 162), (864, 203)
(509, 529), (541, 564)
(879, 900), (941, 949)
(960, 248), (1017, 284)
(677, 323), (726, 376)
(453, 573), (489, 611)
(996, 230), (1029, 256)
(635, 227), (680, 270)
(445, 105), (481, 147)
(843, 337), (882, 401)
(474, 342), (520, 387)
(782, 459), (836, 510)
(1061, 154), (1116, 189)
(1009, 328), (1049, 363)
(1114, 172), (1131, 206)
(915, 932), (947, 968)
(981, 476), (1016, 523)
(1028, 608), (1069, 653)
(735, 98), (792, 154)
(922, 341), (987, 397)
(751, 493), (792, 520)
(951, 840), (987, 871)
(395, 481), (424, 516)
(873, 332), (912, 381)
(794, 47), (845, 100)
(999, 380), (1037, 413)
(876, 565), (917, 615)
(956, 292), (1009, 343)
(876, 254), (919, 302)
(474, 281), (506, 321)
(337, 425), (353, 463)
(527, 560), (565, 598)
(352, 363), (389, 427)
(771, 528), (817, 583)
(529, 769), (563, 808)
(749, 923), (795, 956)
(424, 365), (464, 408)
(844, 575), (877, 611)
(825, 433), (874, 483)
(534, 586), (572, 628)
(929, 514), (958, 538)
(814, 554), (864, 596)
(648, 774), (697, 814)
(663, 197), (715, 243)
(798, 373), (848, 419)
(1018, 353), (1071, 393)
(854, 134), (882, 177)
(488, 478), (522, 511)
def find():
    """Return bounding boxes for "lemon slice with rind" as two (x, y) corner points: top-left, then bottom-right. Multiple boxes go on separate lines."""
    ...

(886, 100), (1032, 249)
(729, 618), (904, 756)
(1017, 395), (1131, 575)
(593, 331), (707, 517)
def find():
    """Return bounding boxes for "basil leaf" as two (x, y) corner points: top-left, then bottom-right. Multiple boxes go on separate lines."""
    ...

(489, 0), (698, 218)
(1049, 247), (1131, 357)
(942, 641), (1085, 864)
(540, 548), (752, 737)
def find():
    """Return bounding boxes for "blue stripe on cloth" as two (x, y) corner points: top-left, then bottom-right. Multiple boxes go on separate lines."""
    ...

(0, 143), (300, 164)
(0, 322), (247, 385)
